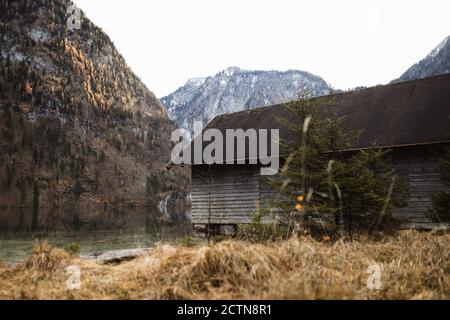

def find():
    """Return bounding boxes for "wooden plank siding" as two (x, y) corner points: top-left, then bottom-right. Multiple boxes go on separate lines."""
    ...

(190, 145), (448, 229)
(191, 165), (261, 224)
(390, 146), (447, 226)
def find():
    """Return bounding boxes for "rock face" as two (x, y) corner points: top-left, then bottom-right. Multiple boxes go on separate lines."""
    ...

(394, 35), (450, 82)
(161, 67), (331, 128)
(0, 0), (189, 213)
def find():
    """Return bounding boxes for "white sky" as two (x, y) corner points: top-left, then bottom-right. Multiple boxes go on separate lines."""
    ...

(73, 0), (450, 97)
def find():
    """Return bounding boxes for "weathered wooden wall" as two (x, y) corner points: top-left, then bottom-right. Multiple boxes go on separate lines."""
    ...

(391, 145), (447, 228)
(190, 145), (448, 229)
(191, 165), (260, 224)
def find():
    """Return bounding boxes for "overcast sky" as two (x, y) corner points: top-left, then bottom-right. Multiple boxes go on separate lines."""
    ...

(73, 0), (449, 97)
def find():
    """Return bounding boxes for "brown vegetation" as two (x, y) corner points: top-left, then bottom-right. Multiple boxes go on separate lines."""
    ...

(0, 0), (189, 212)
(0, 230), (448, 299)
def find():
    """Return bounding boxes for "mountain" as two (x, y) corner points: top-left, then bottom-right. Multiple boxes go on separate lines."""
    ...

(0, 0), (188, 215)
(161, 67), (331, 128)
(394, 35), (450, 82)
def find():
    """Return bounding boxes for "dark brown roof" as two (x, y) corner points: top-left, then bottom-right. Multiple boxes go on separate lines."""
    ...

(169, 74), (450, 167)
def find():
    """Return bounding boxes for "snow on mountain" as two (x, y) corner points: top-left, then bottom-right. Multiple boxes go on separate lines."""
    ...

(394, 35), (450, 82)
(428, 36), (449, 58)
(161, 67), (332, 128)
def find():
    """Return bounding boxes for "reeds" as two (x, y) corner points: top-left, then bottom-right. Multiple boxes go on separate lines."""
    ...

(0, 231), (448, 299)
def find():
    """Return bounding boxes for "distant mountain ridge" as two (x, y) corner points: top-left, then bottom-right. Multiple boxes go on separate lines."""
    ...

(394, 35), (450, 82)
(161, 67), (331, 128)
(163, 36), (450, 128)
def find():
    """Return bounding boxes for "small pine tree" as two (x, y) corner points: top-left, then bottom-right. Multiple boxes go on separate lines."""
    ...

(93, 168), (100, 193)
(332, 147), (408, 232)
(5, 159), (16, 190)
(99, 150), (106, 162)
(4, 103), (13, 130)
(146, 174), (160, 195)
(73, 180), (83, 200)
(32, 180), (40, 231)
(269, 88), (407, 235)
(430, 148), (450, 222)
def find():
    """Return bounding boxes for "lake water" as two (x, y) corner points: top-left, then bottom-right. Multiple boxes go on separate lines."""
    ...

(0, 206), (193, 263)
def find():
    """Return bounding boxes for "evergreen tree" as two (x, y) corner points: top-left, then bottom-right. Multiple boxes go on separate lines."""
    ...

(5, 159), (16, 190)
(93, 168), (100, 193)
(4, 103), (13, 129)
(146, 174), (160, 195)
(73, 180), (83, 200)
(430, 148), (450, 222)
(32, 180), (40, 231)
(269, 89), (407, 235)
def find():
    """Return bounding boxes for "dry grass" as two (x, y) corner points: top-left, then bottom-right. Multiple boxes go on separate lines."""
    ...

(0, 231), (448, 300)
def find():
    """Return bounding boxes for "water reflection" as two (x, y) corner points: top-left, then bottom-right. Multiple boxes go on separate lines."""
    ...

(0, 206), (183, 232)
(0, 206), (193, 263)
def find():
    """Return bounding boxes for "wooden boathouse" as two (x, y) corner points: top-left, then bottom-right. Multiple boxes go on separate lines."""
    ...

(168, 74), (450, 232)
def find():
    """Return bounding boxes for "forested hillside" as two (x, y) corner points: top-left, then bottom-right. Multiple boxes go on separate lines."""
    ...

(0, 0), (188, 211)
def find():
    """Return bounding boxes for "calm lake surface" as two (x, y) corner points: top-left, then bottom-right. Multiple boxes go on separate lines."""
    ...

(0, 207), (193, 263)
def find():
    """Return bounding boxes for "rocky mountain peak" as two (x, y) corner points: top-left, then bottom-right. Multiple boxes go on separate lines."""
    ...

(161, 67), (331, 128)
(394, 35), (450, 82)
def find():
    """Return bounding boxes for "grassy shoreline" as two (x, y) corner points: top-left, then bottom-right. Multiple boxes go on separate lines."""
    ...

(0, 231), (448, 299)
